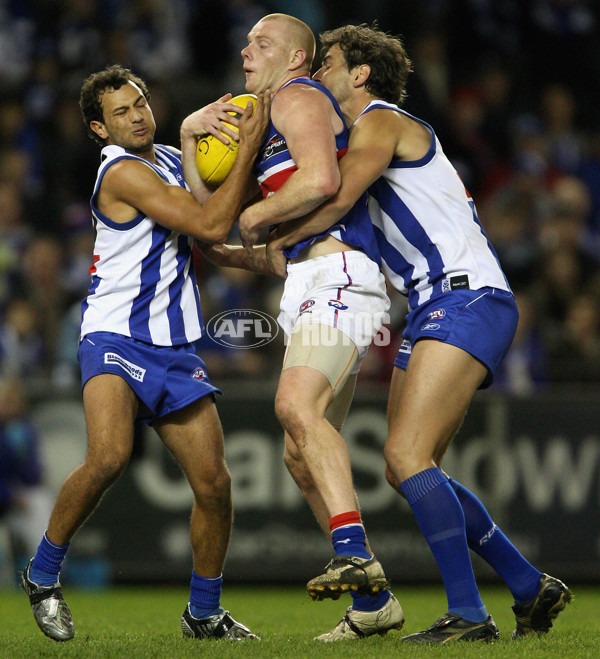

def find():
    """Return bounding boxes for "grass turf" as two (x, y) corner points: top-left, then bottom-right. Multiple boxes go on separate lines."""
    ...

(1, 583), (597, 657)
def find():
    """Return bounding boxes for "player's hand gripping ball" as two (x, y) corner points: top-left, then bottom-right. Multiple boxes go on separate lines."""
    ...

(195, 94), (257, 186)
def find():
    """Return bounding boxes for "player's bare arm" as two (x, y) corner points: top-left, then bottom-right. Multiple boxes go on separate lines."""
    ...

(180, 93), (251, 203)
(266, 108), (400, 257)
(238, 84), (341, 248)
(197, 242), (283, 277)
(100, 93), (271, 244)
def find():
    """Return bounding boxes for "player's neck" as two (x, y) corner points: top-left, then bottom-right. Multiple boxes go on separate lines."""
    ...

(341, 92), (373, 126)
(130, 145), (157, 164)
(109, 138), (157, 164)
(277, 72), (310, 91)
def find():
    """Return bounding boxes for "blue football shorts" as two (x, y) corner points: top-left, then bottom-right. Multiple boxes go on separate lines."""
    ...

(393, 287), (518, 389)
(78, 331), (221, 423)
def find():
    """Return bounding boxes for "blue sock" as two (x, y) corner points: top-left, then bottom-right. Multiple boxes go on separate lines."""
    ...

(189, 571), (223, 619)
(400, 468), (488, 623)
(448, 478), (542, 603)
(329, 511), (371, 560)
(351, 589), (390, 612)
(30, 533), (69, 586)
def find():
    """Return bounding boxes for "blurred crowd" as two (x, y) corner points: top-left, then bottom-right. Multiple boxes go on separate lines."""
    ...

(2, 0), (600, 399)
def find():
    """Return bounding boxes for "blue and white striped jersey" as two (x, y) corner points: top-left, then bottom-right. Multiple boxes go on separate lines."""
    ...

(361, 101), (510, 311)
(80, 144), (203, 346)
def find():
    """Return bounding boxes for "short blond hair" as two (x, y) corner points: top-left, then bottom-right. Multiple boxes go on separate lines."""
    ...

(260, 13), (315, 69)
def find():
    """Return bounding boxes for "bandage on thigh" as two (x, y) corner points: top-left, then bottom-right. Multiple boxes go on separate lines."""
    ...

(282, 322), (359, 395)
(325, 372), (357, 431)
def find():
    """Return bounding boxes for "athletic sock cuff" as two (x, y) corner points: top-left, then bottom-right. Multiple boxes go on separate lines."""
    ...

(191, 571), (223, 585)
(329, 511), (362, 532)
(399, 468), (448, 506)
(43, 532), (70, 551)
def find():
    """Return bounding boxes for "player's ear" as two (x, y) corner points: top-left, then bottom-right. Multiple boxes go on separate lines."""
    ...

(353, 64), (371, 88)
(289, 48), (307, 71)
(90, 120), (108, 141)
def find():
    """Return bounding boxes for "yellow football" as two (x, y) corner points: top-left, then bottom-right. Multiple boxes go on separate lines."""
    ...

(195, 94), (257, 186)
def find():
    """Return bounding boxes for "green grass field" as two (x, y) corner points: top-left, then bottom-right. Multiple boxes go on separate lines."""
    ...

(0, 583), (597, 658)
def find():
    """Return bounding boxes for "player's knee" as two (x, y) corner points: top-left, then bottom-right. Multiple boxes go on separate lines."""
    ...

(194, 465), (231, 508)
(86, 452), (129, 488)
(274, 391), (306, 437)
(383, 443), (414, 479)
(384, 441), (438, 483)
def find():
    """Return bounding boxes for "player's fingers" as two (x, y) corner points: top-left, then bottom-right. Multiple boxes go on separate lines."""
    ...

(220, 102), (246, 118)
(255, 91), (271, 116)
(210, 129), (232, 145)
(241, 99), (255, 118)
(265, 90), (273, 110)
(215, 93), (233, 103)
(252, 96), (262, 119)
(216, 123), (239, 143)
(250, 93), (270, 135)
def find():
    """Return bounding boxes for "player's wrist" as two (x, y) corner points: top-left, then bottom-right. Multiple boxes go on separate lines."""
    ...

(180, 128), (198, 144)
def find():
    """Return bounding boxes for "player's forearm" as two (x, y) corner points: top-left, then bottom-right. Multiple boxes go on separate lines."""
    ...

(199, 242), (272, 275)
(194, 146), (259, 244)
(269, 200), (347, 250)
(270, 144), (384, 250)
(180, 132), (213, 203)
(240, 174), (338, 233)
(268, 175), (362, 251)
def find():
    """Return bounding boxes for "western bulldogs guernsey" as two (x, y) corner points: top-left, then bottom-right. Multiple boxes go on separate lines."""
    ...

(254, 77), (380, 264)
(80, 144), (203, 346)
(361, 101), (510, 311)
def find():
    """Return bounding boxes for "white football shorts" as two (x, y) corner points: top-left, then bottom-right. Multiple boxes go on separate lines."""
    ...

(278, 250), (390, 375)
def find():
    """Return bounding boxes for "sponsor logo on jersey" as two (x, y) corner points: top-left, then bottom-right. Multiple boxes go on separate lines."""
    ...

(450, 274), (470, 290)
(191, 368), (205, 380)
(299, 299), (315, 314)
(328, 300), (348, 310)
(442, 274), (470, 293)
(206, 309), (279, 349)
(262, 135), (286, 159)
(104, 352), (146, 382)
(428, 308), (446, 320)
(421, 323), (441, 331)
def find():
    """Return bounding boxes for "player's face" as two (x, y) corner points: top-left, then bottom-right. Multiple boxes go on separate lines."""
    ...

(242, 18), (291, 93)
(313, 45), (353, 105)
(92, 81), (156, 153)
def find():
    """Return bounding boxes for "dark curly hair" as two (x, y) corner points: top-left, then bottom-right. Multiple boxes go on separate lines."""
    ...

(79, 64), (150, 146)
(319, 24), (413, 105)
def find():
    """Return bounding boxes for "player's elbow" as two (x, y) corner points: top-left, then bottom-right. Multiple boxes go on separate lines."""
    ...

(317, 170), (341, 199)
(200, 224), (230, 245)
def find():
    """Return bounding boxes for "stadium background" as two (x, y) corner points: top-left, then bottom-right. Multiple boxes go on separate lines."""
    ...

(1, 1), (599, 588)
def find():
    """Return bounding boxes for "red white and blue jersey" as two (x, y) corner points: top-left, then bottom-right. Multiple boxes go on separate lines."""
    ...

(254, 77), (380, 264)
(80, 144), (203, 346)
(361, 100), (511, 311)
